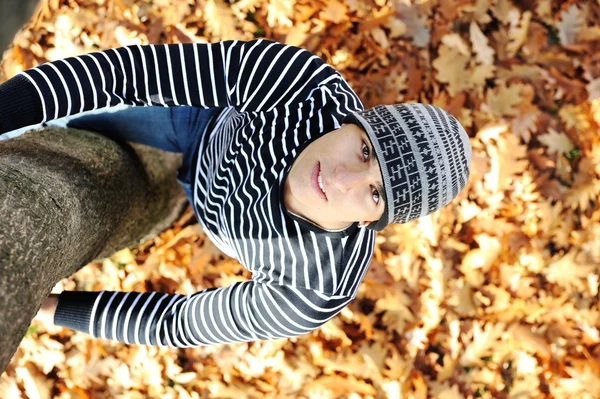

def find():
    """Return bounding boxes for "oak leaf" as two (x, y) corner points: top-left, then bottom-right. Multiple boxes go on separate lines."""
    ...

(485, 82), (526, 117)
(266, 0), (295, 28)
(320, 0), (348, 24)
(506, 10), (532, 57)
(204, 0), (245, 40)
(537, 128), (575, 155)
(429, 381), (463, 399)
(432, 44), (470, 95)
(543, 250), (596, 292)
(470, 21), (494, 65)
(556, 4), (584, 46)
(303, 375), (376, 397)
(375, 288), (415, 333)
(460, 321), (506, 366)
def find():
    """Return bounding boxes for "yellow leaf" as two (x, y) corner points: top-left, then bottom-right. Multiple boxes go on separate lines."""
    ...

(543, 250), (596, 291)
(509, 325), (551, 361)
(492, 0), (516, 25)
(506, 10), (531, 57)
(375, 288), (415, 333)
(370, 27), (389, 49)
(470, 21), (494, 65)
(15, 363), (52, 399)
(285, 21), (311, 47)
(432, 44), (470, 95)
(482, 129), (528, 193)
(441, 33), (471, 56)
(485, 81), (526, 117)
(552, 366), (600, 398)
(461, 235), (501, 271)
(303, 376), (376, 397)
(320, 0), (348, 24)
(537, 128), (575, 155)
(204, 0), (245, 40)
(447, 278), (477, 315)
(559, 103), (591, 133)
(387, 17), (407, 38)
(359, 341), (388, 378)
(266, 0), (295, 28)
(460, 322), (506, 366)
(565, 173), (600, 211)
(319, 318), (352, 347)
(429, 381), (463, 399)
(462, 0), (493, 25)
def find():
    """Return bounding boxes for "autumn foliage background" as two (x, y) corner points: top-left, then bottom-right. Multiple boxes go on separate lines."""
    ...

(1, 0), (599, 398)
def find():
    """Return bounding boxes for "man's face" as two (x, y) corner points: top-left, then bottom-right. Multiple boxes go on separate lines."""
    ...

(283, 123), (385, 230)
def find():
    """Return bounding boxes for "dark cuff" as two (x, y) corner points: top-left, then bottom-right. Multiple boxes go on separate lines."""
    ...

(54, 291), (100, 334)
(0, 74), (43, 133)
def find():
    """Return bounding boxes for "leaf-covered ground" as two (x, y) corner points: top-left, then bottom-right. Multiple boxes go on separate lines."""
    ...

(1, 0), (599, 398)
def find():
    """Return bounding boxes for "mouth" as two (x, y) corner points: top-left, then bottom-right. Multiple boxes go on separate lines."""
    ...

(311, 162), (327, 200)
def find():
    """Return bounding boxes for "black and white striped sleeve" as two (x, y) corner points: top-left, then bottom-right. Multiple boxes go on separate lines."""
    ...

(53, 281), (353, 347)
(0, 39), (338, 133)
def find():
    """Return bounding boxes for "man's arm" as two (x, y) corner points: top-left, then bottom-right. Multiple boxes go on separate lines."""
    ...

(45, 283), (352, 347)
(0, 39), (341, 134)
(34, 294), (59, 324)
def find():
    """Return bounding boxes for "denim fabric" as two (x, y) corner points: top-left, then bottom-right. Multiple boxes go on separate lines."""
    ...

(67, 106), (221, 204)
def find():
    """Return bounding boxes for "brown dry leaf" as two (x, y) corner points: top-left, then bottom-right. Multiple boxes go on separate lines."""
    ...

(428, 381), (463, 399)
(375, 287), (415, 334)
(15, 363), (53, 399)
(470, 21), (494, 65)
(559, 103), (591, 136)
(556, 4), (584, 46)
(460, 322), (506, 366)
(302, 375), (376, 397)
(5, 1), (600, 397)
(432, 43), (470, 95)
(506, 10), (531, 57)
(550, 366), (600, 398)
(565, 172), (600, 211)
(266, 0), (295, 28)
(320, 0), (347, 24)
(395, 3), (430, 48)
(543, 250), (596, 292)
(485, 81), (526, 117)
(203, 0), (245, 40)
(207, 380), (259, 398)
(537, 128), (575, 155)
(492, 0), (516, 25)
(481, 127), (529, 193)
(318, 318), (352, 347)
(509, 325), (551, 361)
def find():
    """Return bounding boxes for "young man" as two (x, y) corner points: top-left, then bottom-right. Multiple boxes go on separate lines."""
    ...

(0, 39), (471, 347)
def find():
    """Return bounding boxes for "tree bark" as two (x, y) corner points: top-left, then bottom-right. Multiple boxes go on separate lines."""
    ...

(0, 126), (188, 372)
(0, 0), (40, 53)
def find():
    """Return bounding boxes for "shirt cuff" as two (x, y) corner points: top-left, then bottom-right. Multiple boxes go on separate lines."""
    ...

(54, 291), (100, 334)
(0, 74), (43, 133)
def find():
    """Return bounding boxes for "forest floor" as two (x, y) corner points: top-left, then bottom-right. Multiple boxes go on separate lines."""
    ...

(0, 0), (599, 398)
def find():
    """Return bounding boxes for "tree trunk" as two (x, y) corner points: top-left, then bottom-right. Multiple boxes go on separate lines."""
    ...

(0, 127), (188, 372)
(0, 0), (40, 53)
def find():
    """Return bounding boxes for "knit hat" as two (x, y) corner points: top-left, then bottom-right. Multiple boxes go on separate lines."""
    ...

(343, 104), (472, 231)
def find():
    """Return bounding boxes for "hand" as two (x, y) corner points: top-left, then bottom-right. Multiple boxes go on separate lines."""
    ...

(34, 294), (59, 325)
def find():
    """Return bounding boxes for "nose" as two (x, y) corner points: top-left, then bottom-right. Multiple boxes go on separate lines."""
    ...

(332, 163), (368, 193)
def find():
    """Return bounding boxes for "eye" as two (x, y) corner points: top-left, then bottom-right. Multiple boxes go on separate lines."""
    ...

(371, 186), (380, 205)
(362, 141), (370, 161)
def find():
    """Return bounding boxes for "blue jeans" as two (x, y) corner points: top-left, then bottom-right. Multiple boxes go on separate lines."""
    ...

(67, 106), (221, 204)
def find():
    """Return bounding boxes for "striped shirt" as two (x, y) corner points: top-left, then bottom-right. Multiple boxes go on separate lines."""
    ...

(0, 39), (376, 347)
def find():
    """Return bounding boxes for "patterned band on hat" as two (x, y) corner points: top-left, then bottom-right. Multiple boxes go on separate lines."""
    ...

(345, 104), (471, 231)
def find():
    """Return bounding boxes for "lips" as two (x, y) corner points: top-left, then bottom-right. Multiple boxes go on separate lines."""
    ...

(311, 162), (327, 200)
